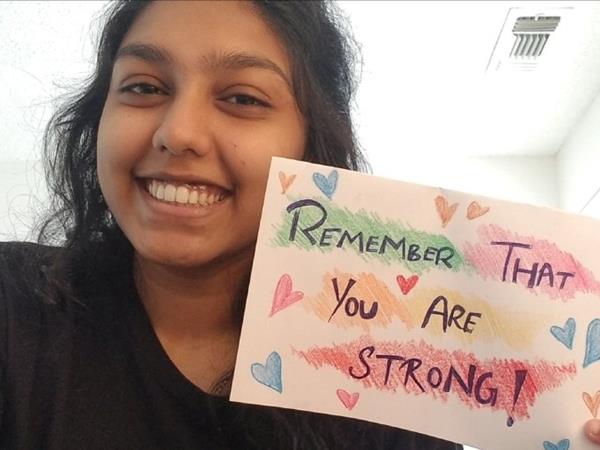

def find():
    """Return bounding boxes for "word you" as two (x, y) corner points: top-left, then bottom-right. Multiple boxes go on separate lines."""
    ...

(329, 277), (379, 321)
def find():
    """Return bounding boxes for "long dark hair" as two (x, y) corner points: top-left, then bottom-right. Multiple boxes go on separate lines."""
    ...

(34, 3), (401, 449)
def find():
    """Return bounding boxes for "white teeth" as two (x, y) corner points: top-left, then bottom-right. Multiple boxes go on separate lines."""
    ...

(146, 180), (225, 207)
(164, 184), (176, 202)
(156, 183), (165, 200)
(198, 191), (207, 205)
(175, 186), (189, 204)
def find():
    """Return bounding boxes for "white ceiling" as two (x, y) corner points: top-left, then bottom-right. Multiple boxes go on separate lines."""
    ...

(1, 1), (599, 163)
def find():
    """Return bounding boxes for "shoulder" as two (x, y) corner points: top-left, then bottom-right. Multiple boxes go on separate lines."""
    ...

(0, 241), (62, 269)
(0, 242), (65, 365)
(0, 241), (64, 301)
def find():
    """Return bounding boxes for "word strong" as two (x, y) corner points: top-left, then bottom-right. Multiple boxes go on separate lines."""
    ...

(492, 241), (575, 290)
(329, 278), (379, 321)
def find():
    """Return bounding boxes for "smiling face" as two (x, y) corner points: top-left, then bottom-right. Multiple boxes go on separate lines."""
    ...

(97, 1), (306, 270)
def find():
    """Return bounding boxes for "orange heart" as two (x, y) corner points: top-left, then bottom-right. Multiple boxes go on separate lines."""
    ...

(278, 171), (296, 194)
(583, 390), (600, 418)
(434, 195), (458, 228)
(467, 201), (490, 220)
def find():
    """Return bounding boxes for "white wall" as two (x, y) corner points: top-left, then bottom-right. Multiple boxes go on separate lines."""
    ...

(557, 89), (600, 218)
(0, 159), (47, 241)
(370, 154), (558, 209)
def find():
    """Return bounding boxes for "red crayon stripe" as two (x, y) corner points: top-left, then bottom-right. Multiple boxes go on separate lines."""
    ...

(464, 224), (600, 300)
(295, 336), (576, 421)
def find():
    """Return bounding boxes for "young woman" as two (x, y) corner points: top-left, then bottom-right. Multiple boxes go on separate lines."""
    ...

(0, 1), (598, 449)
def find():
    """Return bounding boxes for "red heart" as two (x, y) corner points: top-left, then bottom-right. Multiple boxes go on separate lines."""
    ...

(270, 274), (304, 317)
(396, 274), (419, 295)
(336, 389), (359, 410)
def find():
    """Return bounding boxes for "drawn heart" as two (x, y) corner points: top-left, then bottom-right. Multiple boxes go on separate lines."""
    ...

(466, 201), (490, 220)
(543, 439), (570, 450)
(251, 351), (283, 393)
(336, 389), (359, 410)
(434, 195), (458, 228)
(270, 274), (304, 317)
(583, 390), (600, 418)
(584, 318), (600, 368)
(550, 317), (576, 350)
(278, 171), (296, 194)
(313, 170), (339, 200)
(396, 274), (419, 295)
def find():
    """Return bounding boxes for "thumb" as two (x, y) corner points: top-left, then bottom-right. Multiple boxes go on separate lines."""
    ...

(585, 419), (600, 445)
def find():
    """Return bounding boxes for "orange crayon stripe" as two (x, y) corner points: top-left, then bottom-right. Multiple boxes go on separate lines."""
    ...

(303, 271), (414, 331)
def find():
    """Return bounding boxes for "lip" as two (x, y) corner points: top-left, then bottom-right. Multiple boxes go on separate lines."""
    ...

(136, 179), (230, 219)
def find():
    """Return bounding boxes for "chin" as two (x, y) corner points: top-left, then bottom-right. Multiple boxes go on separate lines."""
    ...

(133, 235), (255, 272)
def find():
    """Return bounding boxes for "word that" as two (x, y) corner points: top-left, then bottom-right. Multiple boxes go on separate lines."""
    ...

(492, 241), (575, 290)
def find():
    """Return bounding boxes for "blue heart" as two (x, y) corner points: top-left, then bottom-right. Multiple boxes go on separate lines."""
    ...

(550, 318), (576, 349)
(251, 351), (283, 393)
(584, 318), (600, 368)
(312, 170), (339, 200)
(543, 438), (570, 450)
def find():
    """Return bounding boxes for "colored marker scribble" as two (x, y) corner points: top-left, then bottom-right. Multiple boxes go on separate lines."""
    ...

(404, 287), (548, 349)
(295, 336), (576, 421)
(464, 224), (600, 300)
(303, 271), (414, 331)
(271, 198), (466, 274)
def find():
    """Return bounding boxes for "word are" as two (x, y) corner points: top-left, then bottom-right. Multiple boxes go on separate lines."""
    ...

(492, 241), (575, 290)
(286, 199), (455, 268)
(349, 345), (500, 406)
(421, 295), (482, 334)
(329, 277), (378, 321)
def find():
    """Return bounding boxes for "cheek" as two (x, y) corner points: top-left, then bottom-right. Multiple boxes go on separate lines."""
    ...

(225, 119), (306, 186)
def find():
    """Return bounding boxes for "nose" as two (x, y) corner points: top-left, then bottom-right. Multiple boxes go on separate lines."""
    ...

(152, 91), (215, 157)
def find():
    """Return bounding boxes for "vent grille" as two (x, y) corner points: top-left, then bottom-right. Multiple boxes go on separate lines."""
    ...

(510, 16), (560, 59)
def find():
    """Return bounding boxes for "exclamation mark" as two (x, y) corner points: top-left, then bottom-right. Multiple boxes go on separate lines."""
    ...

(507, 369), (528, 427)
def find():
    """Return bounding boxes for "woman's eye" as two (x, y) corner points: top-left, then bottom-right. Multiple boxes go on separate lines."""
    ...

(224, 94), (269, 107)
(119, 83), (166, 96)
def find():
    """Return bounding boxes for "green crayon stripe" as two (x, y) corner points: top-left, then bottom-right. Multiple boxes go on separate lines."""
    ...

(271, 197), (467, 274)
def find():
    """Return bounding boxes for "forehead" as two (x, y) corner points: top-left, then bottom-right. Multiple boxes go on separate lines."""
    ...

(121, 1), (291, 74)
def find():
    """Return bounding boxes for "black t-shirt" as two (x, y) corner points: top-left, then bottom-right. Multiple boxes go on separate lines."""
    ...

(0, 242), (462, 449)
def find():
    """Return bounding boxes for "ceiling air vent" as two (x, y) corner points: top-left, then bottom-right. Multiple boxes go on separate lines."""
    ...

(509, 16), (560, 59)
(487, 8), (571, 73)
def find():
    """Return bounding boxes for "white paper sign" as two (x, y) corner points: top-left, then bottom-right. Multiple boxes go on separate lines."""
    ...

(231, 157), (600, 450)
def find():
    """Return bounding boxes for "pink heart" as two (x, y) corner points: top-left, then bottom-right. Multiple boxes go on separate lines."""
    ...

(396, 274), (419, 295)
(336, 389), (359, 410)
(270, 274), (304, 317)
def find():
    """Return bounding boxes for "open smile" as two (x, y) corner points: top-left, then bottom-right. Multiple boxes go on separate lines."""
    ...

(144, 179), (229, 207)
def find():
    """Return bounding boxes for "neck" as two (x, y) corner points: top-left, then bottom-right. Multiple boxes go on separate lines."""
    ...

(134, 251), (253, 341)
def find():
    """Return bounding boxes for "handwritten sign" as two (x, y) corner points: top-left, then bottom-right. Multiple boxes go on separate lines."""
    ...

(231, 157), (600, 450)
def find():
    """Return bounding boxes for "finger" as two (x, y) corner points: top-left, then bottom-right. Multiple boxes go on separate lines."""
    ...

(585, 419), (600, 445)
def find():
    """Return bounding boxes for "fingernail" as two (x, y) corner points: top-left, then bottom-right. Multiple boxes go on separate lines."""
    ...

(585, 419), (600, 443)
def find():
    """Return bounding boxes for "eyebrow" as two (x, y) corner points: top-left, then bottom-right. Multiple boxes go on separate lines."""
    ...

(115, 43), (291, 87)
